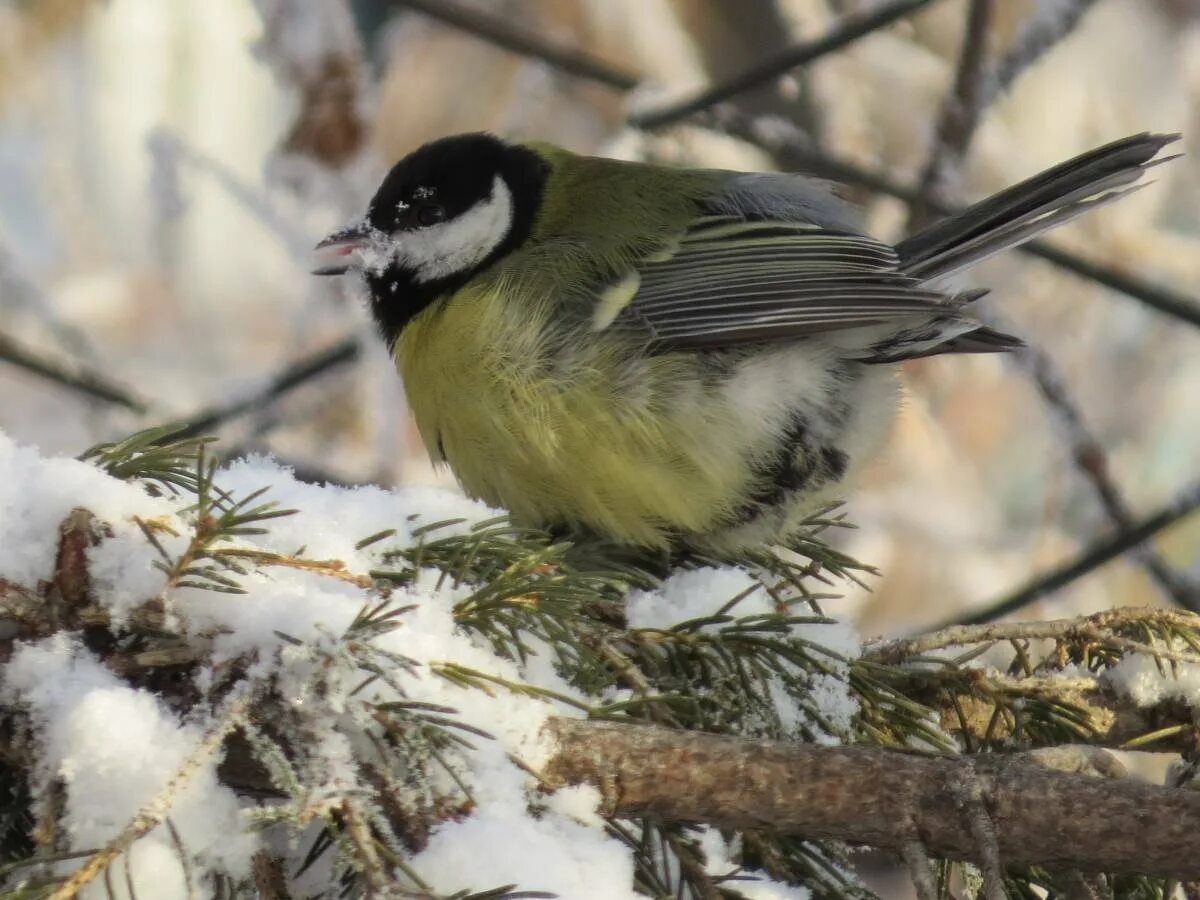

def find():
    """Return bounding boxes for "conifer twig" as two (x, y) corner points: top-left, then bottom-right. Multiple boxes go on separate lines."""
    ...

(217, 548), (373, 588)
(865, 606), (1200, 664)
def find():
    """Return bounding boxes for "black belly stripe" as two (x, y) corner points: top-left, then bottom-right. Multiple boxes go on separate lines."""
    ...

(729, 414), (850, 525)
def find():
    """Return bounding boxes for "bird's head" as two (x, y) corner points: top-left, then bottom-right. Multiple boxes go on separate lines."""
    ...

(314, 133), (548, 341)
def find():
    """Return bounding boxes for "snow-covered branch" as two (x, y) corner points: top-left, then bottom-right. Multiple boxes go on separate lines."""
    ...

(3, 428), (1200, 897)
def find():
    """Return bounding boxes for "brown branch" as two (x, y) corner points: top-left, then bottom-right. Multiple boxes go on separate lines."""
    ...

(543, 718), (1200, 878)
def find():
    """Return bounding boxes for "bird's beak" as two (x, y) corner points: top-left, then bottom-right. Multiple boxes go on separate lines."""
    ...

(312, 224), (371, 276)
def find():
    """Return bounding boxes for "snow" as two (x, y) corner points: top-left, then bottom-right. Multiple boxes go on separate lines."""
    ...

(0, 432), (855, 896)
(627, 566), (764, 628)
(2, 635), (255, 898)
(1104, 653), (1200, 708)
(629, 567), (862, 742)
(0, 433), (171, 588)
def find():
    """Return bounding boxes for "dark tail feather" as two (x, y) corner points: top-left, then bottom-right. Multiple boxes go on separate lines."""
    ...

(895, 132), (1180, 281)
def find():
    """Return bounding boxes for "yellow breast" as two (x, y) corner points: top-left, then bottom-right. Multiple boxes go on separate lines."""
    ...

(395, 281), (757, 547)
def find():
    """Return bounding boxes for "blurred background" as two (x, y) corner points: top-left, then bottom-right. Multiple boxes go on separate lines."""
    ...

(1, 0), (1198, 639)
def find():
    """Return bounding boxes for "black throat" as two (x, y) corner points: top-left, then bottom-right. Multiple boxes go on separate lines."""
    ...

(365, 141), (549, 350)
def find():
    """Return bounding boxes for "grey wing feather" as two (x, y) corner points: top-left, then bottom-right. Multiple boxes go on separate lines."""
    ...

(606, 211), (957, 351)
(600, 134), (1178, 355)
(704, 172), (864, 232)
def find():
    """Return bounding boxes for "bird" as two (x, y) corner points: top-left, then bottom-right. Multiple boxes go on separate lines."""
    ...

(313, 132), (1177, 555)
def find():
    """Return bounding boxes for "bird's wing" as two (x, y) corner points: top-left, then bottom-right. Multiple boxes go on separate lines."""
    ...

(598, 215), (954, 352)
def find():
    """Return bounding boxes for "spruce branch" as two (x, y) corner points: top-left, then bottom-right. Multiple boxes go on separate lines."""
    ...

(866, 607), (1200, 665)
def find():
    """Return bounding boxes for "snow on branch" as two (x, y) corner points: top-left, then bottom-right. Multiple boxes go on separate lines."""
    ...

(2, 427), (1200, 898)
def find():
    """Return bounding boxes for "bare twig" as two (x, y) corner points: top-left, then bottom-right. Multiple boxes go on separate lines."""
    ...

(169, 337), (361, 440)
(1022, 240), (1200, 329)
(998, 329), (1199, 610)
(941, 483), (1200, 626)
(389, 0), (639, 90)
(895, 0), (1195, 610)
(543, 718), (1200, 878)
(909, 0), (995, 229)
(0, 331), (148, 413)
(981, 0), (1102, 107)
(147, 130), (314, 258)
(630, 0), (943, 128)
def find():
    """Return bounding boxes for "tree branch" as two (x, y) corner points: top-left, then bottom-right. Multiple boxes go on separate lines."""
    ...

(716, 110), (1200, 330)
(388, 0), (639, 90)
(867, 606), (1200, 663)
(0, 331), (148, 413)
(981, 0), (1102, 108)
(168, 337), (361, 440)
(909, 0), (995, 230)
(997, 330), (1199, 611)
(543, 717), (1200, 878)
(630, 0), (942, 128)
(369, 0), (1200, 330)
(941, 482), (1200, 626)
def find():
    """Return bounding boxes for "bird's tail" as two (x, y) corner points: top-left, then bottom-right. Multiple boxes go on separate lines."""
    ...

(895, 132), (1180, 282)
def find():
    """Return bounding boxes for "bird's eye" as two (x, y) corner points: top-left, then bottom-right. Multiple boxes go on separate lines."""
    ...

(416, 204), (446, 226)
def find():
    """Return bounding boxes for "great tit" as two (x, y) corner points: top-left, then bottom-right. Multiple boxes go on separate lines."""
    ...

(314, 132), (1176, 553)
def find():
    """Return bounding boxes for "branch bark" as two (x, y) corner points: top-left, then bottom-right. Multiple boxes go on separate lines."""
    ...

(543, 718), (1200, 878)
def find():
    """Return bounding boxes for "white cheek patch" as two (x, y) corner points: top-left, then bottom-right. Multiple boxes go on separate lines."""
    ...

(398, 176), (514, 283)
